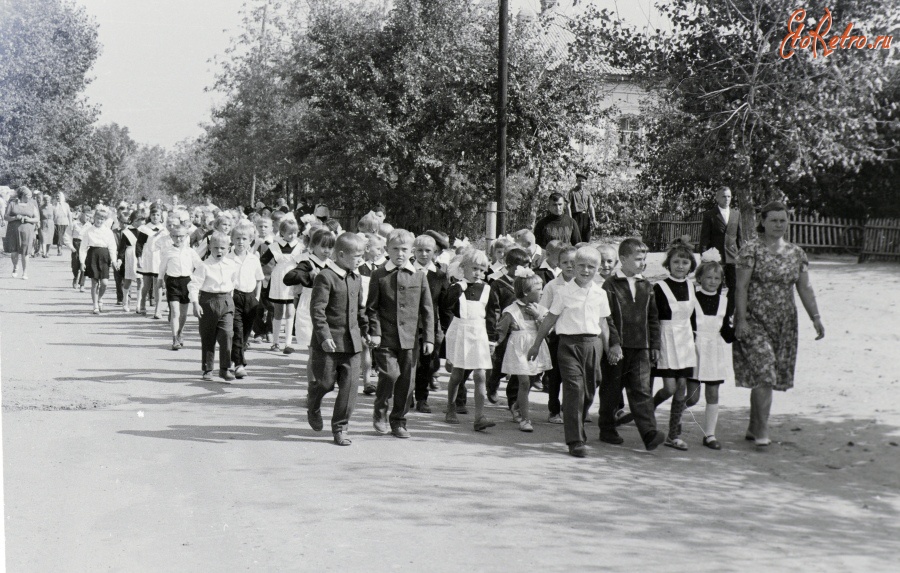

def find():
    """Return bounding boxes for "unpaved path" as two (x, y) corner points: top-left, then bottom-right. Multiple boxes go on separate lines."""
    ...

(2, 253), (899, 572)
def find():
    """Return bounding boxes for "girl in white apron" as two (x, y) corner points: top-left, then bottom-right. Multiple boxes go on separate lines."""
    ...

(259, 219), (302, 352)
(135, 206), (166, 315)
(652, 242), (698, 450)
(687, 260), (735, 450)
(283, 228), (335, 392)
(120, 213), (142, 313)
(442, 248), (496, 432)
(498, 269), (551, 432)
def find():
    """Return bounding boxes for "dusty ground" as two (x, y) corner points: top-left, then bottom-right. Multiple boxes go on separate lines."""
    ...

(2, 252), (899, 572)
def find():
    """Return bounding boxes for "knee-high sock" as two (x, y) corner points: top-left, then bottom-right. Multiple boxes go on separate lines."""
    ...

(272, 318), (283, 345)
(704, 403), (719, 437)
(668, 399), (686, 440)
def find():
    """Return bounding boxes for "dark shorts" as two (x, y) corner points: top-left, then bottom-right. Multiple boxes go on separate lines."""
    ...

(165, 275), (191, 304)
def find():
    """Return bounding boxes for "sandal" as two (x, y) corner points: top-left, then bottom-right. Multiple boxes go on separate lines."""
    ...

(703, 436), (722, 450)
(664, 437), (689, 451)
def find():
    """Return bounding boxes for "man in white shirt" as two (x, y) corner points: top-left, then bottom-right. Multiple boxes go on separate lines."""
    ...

(698, 186), (742, 291)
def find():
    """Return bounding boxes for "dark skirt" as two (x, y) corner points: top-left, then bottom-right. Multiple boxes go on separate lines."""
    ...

(85, 246), (111, 280)
(54, 224), (68, 246)
(652, 367), (694, 379)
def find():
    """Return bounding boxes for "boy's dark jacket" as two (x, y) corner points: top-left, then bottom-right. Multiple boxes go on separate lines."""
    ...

(602, 275), (661, 350)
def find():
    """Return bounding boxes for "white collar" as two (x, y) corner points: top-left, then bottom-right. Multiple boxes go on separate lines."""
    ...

(616, 269), (643, 280)
(490, 262), (504, 271)
(276, 237), (299, 248)
(698, 287), (720, 296)
(327, 260), (353, 277)
(414, 260), (437, 273)
(308, 253), (329, 267)
(385, 259), (416, 273)
(667, 274), (688, 283)
(539, 261), (561, 276)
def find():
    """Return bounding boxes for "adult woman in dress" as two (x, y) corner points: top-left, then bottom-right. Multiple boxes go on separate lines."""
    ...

(4, 186), (40, 279)
(53, 192), (73, 256)
(733, 201), (825, 446)
(39, 193), (55, 257)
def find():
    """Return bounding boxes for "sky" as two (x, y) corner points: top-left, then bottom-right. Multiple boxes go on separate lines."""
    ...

(76, 0), (661, 149)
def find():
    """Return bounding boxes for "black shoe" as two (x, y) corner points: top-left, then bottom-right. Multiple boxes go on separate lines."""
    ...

(568, 442), (587, 458)
(456, 405), (468, 415)
(487, 392), (498, 404)
(530, 380), (543, 391)
(307, 408), (323, 432)
(643, 430), (666, 451)
(415, 401), (432, 413)
(599, 431), (624, 445)
(363, 384), (377, 396)
(615, 412), (635, 426)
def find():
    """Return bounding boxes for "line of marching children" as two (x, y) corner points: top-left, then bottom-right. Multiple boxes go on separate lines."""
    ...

(72, 202), (735, 456)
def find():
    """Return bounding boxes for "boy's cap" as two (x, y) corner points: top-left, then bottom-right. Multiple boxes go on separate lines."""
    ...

(424, 230), (449, 251)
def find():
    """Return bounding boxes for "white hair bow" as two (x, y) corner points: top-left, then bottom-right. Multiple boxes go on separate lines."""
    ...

(300, 213), (317, 224)
(700, 248), (721, 263)
(453, 237), (470, 249)
(514, 266), (535, 278)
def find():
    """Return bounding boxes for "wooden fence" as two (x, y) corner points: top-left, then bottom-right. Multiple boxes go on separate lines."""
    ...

(859, 218), (900, 262)
(642, 214), (891, 259)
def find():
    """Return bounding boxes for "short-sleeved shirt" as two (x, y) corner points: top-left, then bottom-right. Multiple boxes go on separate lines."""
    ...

(226, 251), (264, 293)
(549, 279), (611, 335)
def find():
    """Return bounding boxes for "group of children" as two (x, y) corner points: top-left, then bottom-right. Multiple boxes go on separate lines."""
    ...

(68, 201), (736, 456)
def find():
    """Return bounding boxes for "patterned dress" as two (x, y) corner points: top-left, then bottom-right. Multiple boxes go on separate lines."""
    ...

(733, 238), (809, 391)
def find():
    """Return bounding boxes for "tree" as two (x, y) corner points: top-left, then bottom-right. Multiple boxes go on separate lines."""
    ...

(571, 0), (898, 225)
(0, 0), (100, 196)
(77, 123), (137, 205)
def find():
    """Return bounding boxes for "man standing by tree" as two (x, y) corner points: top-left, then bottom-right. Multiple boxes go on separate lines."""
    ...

(698, 186), (742, 291)
(533, 193), (582, 248)
(567, 172), (596, 242)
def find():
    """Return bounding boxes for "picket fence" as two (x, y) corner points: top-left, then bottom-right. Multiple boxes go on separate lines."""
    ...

(643, 214), (900, 262)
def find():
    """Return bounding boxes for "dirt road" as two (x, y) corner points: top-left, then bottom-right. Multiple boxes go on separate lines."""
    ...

(2, 253), (898, 572)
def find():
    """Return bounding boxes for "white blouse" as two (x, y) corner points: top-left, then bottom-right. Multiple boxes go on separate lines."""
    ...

(78, 224), (118, 264)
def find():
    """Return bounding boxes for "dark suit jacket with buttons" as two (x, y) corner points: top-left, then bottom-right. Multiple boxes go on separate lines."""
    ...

(366, 264), (435, 350)
(486, 275), (516, 342)
(698, 207), (742, 264)
(601, 275), (660, 350)
(310, 267), (367, 354)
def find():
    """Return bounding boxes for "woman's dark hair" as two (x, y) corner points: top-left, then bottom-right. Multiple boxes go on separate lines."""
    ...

(755, 201), (788, 233)
(662, 240), (697, 273)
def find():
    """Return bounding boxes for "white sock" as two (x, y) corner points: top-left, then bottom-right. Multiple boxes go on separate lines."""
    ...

(705, 403), (719, 437)
(272, 319), (282, 345)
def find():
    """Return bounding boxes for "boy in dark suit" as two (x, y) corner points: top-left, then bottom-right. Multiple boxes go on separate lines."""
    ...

(366, 229), (435, 438)
(698, 186), (742, 291)
(412, 234), (452, 413)
(599, 238), (666, 451)
(307, 232), (368, 446)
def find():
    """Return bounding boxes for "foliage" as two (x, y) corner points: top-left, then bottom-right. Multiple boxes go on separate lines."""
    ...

(77, 123), (137, 206)
(570, 0), (899, 224)
(204, 0), (615, 236)
(0, 0), (100, 196)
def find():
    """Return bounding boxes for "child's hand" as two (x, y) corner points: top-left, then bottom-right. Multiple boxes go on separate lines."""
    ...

(526, 344), (540, 361)
(422, 342), (434, 356)
(322, 339), (337, 353)
(608, 344), (623, 365)
(192, 302), (203, 318)
(369, 335), (381, 348)
(522, 303), (541, 319)
(650, 349), (660, 364)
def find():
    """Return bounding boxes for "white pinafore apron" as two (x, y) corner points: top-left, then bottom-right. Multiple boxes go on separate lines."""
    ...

(656, 279), (697, 370)
(122, 228), (138, 281)
(501, 303), (551, 376)
(294, 254), (327, 348)
(444, 283), (493, 370)
(692, 291), (734, 382)
(137, 225), (162, 274)
(268, 242), (300, 302)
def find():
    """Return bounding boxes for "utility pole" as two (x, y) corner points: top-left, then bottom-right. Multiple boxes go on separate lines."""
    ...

(251, 2), (268, 208)
(496, 0), (508, 235)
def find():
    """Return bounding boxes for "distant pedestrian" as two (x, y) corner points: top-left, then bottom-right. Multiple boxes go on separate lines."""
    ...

(53, 192), (73, 256)
(698, 186), (743, 291)
(568, 173), (597, 242)
(5, 186), (40, 279)
(533, 193), (581, 248)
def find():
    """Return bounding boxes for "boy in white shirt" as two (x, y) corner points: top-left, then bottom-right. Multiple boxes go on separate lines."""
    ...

(227, 220), (264, 379)
(189, 232), (240, 382)
(529, 247), (613, 458)
(538, 245), (576, 424)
